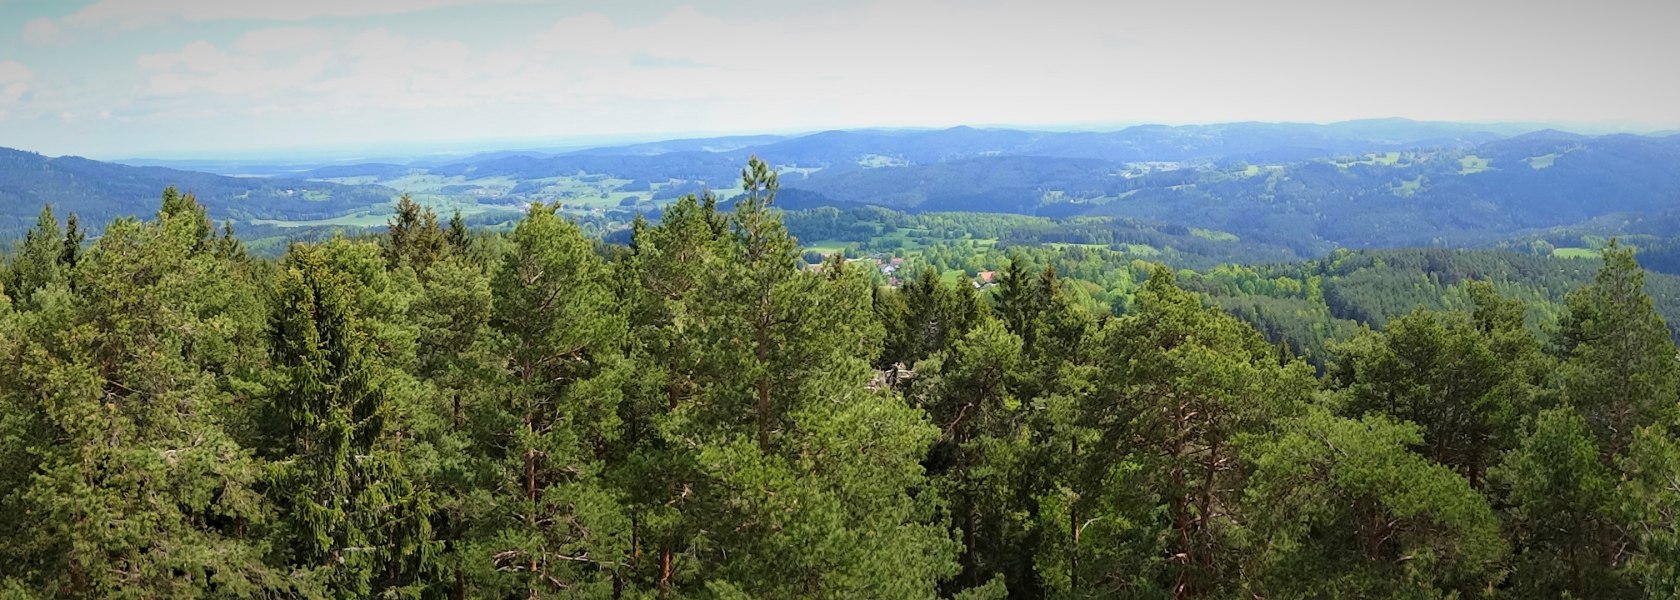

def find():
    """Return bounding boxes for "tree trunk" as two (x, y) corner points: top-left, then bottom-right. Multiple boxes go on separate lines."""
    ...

(756, 314), (772, 453)
(660, 543), (673, 598)
(526, 413), (539, 579)
(1070, 437), (1080, 592)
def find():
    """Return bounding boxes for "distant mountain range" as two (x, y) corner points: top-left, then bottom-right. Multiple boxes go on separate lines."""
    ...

(0, 148), (394, 236)
(6, 118), (1680, 254)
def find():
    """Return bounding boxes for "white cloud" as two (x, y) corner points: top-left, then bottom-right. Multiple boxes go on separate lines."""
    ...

(138, 38), (334, 98)
(0, 61), (34, 119)
(11, 0), (1680, 157)
(235, 27), (332, 54)
(62, 0), (539, 26)
(23, 18), (63, 45)
(135, 25), (484, 111)
(0, 61), (33, 101)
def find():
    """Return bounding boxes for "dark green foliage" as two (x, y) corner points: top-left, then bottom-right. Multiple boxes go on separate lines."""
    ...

(1492, 407), (1631, 597)
(384, 194), (450, 274)
(260, 239), (439, 597)
(6, 162), (1680, 599)
(1328, 302), (1540, 485)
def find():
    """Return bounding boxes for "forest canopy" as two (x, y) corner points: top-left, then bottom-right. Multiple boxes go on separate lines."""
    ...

(5, 159), (1680, 599)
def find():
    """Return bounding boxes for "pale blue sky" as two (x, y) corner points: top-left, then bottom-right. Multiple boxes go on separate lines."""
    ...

(2, 0), (1676, 158)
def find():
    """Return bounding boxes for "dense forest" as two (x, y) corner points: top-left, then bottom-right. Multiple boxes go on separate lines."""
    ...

(7, 158), (1680, 599)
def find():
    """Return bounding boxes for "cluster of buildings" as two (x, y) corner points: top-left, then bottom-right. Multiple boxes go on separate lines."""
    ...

(803, 254), (997, 290)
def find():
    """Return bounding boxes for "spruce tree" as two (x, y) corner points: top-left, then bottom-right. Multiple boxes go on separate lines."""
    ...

(262, 240), (438, 598)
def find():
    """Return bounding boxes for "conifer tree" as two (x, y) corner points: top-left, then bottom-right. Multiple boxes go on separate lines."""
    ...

(0, 208), (277, 597)
(1075, 266), (1314, 598)
(262, 240), (438, 598)
(1553, 240), (1678, 459)
(3, 205), (65, 306)
(480, 202), (630, 597)
(385, 194), (449, 274)
(1493, 407), (1631, 597)
(60, 213), (82, 269)
(446, 210), (471, 252)
(615, 192), (728, 593)
(673, 157), (959, 597)
(911, 317), (1034, 594)
(1330, 309), (1518, 486)
(1243, 408), (1507, 598)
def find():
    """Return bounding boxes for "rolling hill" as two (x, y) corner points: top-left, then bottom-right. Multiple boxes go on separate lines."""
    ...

(0, 147), (397, 237)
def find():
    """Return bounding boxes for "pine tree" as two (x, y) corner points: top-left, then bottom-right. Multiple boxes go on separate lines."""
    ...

(1493, 407), (1631, 597)
(1075, 266), (1315, 598)
(1243, 408), (1507, 598)
(479, 202), (630, 597)
(672, 157), (959, 597)
(408, 253), (496, 598)
(614, 192), (728, 594)
(1330, 308), (1520, 486)
(1554, 240), (1677, 459)
(0, 211), (278, 596)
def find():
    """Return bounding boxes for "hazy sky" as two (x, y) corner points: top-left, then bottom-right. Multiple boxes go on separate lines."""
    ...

(2, 0), (1677, 158)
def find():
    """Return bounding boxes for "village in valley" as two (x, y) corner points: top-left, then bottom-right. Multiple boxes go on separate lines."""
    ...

(805, 252), (996, 289)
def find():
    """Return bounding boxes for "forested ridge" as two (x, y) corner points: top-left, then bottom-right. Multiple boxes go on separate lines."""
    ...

(6, 158), (1680, 599)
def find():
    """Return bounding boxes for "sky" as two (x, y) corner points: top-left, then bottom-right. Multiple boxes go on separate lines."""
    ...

(1, 0), (1677, 159)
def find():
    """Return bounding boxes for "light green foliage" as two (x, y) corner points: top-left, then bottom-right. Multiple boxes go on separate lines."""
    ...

(0, 194), (277, 597)
(1242, 408), (1507, 598)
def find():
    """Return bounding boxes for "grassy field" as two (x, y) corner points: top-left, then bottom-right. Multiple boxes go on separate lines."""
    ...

(801, 239), (855, 254)
(1391, 176), (1424, 197)
(250, 193), (524, 228)
(1552, 247), (1599, 259)
(1191, 228), (1240, 242)
(1527, 153), (1559, 169)
(249, 211), (393, 228)
(1337, 152), (1404, 168)
(1458, 156), (1491, 175)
